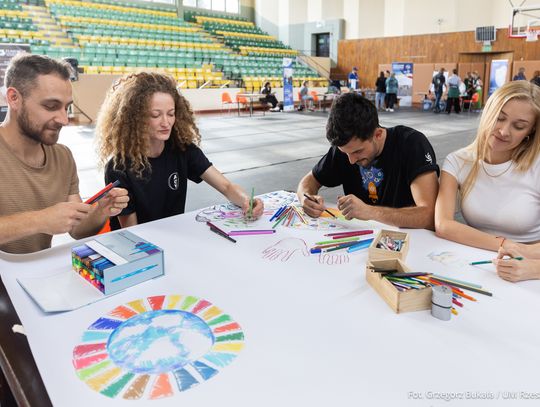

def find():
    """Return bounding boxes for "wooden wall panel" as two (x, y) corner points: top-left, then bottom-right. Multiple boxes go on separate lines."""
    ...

(335, 28), (540, 90)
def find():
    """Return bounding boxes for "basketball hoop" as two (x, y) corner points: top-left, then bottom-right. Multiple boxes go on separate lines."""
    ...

(526, 29), (538, 42)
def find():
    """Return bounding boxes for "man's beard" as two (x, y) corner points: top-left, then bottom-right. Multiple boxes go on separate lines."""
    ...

(17, 105), (61, 145)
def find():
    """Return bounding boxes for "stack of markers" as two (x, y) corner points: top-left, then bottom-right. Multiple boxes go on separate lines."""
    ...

(310, 230), (374, 254)
(377, 235), (404, 251)
(270, 205), (309, 228)
(71, 244), (113, 292)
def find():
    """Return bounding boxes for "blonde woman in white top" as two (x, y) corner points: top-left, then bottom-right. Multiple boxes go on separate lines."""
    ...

(435, 81), (540, 281)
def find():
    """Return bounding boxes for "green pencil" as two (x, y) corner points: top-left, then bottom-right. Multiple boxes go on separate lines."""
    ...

(469, 256), (523, 266)
(248, 187), (254, 219)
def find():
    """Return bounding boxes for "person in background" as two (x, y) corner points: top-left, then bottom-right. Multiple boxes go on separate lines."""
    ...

(435, 81), (540, 275)
(530, 70), (540, 87)
(472, 71), (483, 110)
(260, 81), (281, 112)
(446, 69), (461, 114)
(385, 72), (398, 112)
(328, 79), (342, 94)
(513, 67), (526, 81)
(375, 71), (386, 111)
(348, 66), (359, 90)
(432, 68), (446, 113)
(299, 80), (315, 112)
(96, 72), (263, 230)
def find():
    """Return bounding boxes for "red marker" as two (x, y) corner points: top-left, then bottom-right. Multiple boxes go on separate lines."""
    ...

(84, 180), (121, 204)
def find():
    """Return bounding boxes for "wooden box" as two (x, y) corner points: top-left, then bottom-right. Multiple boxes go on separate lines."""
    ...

(368, 229), (409, 261)
(365, 259), (432, 313)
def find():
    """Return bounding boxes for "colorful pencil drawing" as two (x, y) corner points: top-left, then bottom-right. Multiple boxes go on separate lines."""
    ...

(261, 238), (310, 262)
(427, 251), (468, 267)
(73, 295), (244, 400)
(318, 252), (350, 265)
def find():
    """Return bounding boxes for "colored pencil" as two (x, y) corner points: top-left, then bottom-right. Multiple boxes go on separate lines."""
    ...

(315, 237), (360, 245)
(228, 230), (276, 236)
(303, 193), (337, 218)
(209, 226), (237, 243)
(429, 276), (492, 297)
(452, 298), (463, 308)
(469, 256), (523, 265)
(324, 241), (361, 252)
(269, 206), (285, 221)
(85, 180), (121, 204)
(330, 231), (373, 239)
(248, 187), (254, 219)
(325, 230), (373, 237)
(432, 274), (482, 289)
(451, 308), (458, 316)
(206, 221), (229, 236)
(347, 238), (374, 253)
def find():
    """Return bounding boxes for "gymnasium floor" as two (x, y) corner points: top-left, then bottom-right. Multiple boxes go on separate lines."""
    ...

(62, 107), (480, 215)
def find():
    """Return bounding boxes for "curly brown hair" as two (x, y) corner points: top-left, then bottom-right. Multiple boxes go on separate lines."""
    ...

(96, 72), (201, 178)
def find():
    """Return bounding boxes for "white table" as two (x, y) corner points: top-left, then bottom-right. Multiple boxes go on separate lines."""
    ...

(1, 207), (539, 406)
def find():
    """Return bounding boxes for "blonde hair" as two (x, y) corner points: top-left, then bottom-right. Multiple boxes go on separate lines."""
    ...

(96, 72), (201, 178)
(460, 81), (540, 200)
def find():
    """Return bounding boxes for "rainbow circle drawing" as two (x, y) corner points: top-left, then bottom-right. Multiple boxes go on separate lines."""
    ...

(72, 295), (244, 400)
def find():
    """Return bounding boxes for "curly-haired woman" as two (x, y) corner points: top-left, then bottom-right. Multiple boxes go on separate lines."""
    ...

(96, 72), (263, 229)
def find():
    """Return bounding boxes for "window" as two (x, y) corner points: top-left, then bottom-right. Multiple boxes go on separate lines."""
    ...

(198, 0), (211, 10)
(225, 0), (238, 13)
(141, 0), (175, 4)
(213, 0), (225, 12)
(183, 0), (240, 14)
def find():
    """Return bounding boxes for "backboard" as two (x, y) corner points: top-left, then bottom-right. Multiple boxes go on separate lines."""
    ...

(510, 5), (540, 41)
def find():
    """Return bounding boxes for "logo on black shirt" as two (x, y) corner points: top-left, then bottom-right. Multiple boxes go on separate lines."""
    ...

(425, 153), (433, 164)
(168, 172), (179, 190)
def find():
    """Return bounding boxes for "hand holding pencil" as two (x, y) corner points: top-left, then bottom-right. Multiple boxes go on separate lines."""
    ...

(493, 246), (540, 282)
(301, 193), (336, 218)
(241, 196), (264, 220)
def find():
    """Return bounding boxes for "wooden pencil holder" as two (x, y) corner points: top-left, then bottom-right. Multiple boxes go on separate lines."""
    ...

(368, 229), (409, 261)
(365, 259), (432, 314)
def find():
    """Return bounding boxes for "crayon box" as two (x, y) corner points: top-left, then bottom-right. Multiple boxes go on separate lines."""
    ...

(71, 230), (164, 295)
(365, 258), (432, 313)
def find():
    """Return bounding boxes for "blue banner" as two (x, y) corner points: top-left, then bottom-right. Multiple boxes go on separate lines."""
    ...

(282, 57), (294, 112)
(391, 62), (413, 106)
(488, 59), (508, 97)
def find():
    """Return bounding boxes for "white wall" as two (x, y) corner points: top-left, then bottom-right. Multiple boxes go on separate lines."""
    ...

(255, 0), (516, 41)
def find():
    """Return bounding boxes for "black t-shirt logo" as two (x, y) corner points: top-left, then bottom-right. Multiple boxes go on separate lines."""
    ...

(168, 172), (179, 190)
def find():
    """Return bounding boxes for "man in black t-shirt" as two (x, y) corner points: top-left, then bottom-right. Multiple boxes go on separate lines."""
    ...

(297, 93), (439, 229)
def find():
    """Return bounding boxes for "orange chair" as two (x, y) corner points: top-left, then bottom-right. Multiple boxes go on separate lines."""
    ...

(310, 90), (321, 110)
(236, 93), (249, 114)
(221, 91), (235, 114)
(461, 92), (479, 112)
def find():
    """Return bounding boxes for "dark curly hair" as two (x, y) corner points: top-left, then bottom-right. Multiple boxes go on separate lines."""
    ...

(97, 72), (201, 178)
(326, 92), (379, 146)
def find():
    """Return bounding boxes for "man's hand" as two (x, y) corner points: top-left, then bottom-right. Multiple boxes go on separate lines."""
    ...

(337, 194), (371, 220)
(301, 194), (326, 218)
(39, 202), (93, 235)
(95, 188), (129, 217)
